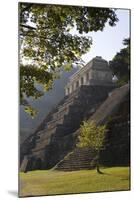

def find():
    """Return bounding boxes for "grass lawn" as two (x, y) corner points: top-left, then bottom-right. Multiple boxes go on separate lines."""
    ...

(19, 167), (130, 197)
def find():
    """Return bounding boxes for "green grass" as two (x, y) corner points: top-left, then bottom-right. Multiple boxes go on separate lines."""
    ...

(19, 167), (130, 197)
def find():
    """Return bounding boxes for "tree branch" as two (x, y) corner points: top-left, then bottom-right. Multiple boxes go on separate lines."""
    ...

(20, 24), (36, 30)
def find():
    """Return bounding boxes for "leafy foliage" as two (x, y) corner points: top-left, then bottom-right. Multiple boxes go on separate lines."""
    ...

(77, 120), (107, 173)
(24, 105), (38, 119)
(19, 3), (118, 116)
(109, 38), (130, 86)
(77, 121), (107, 151)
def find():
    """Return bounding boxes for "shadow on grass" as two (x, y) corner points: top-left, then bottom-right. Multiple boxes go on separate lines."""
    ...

(97, 172), (110, 176)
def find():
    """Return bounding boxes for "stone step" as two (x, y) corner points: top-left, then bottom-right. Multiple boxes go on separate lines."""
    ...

(52, 101), (82, 121)
(49, 118), (80, 133)
(47, 117), (64, 129)
(62, 153), (93, 160)
(58, 98), (75, 109)
(40, 89), (102, 133)
(49, 127), (76, 141)
(58, 162), (94, 167)
(62, 153), (95, 161)
(58, 165), (93, 169)
(32, 133), (54, 151)
(20, 85), (119, 172)
(52, 107), (69, 120)
(58, 96), (76, 110)
(46, 110), (83, 131)
(47, 97), (85, 128)
(35, 123), (76, 146)
(58, 160), (93, 166)
(55, 148), (96, 171)
(33, 96), (69, 134)
(32, 140), (50, 152)
(56, 163), (95, 171)
(57, 166), (94, 171)
(60, 88), (84, 105)
(35, 127), (57, 143)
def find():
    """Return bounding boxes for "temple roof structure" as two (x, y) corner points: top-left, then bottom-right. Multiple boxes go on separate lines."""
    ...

(65, 56), (114, 95)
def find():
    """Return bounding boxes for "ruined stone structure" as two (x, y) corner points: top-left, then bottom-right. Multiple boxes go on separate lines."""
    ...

(20, 56), (130, 172)
(55, 84), (130, 171)
(65, 56), (113, 95)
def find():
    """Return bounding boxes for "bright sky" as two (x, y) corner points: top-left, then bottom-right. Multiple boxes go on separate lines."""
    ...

(82, 9), (130, 64)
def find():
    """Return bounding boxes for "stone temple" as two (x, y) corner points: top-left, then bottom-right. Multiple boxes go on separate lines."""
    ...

(65, 56), (113, 95)
(20, 56), (130, 172)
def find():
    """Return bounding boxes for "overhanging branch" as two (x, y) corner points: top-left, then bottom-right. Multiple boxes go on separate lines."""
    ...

(20, 24), (36, 30)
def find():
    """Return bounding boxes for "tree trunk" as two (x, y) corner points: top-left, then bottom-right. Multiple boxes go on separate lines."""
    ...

(96, 153), (103, 174)
(96, 163), (103, 174)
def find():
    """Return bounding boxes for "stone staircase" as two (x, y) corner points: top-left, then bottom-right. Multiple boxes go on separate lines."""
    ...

(55, 94), (130, 171)
(20, 85), (115, 172)
(54, 148), (97, 171)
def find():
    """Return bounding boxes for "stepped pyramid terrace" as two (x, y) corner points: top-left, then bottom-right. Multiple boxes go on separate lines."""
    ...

(20, 56), (129, 172)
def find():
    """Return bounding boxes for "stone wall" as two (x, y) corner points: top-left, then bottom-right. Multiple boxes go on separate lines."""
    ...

(20, 85), (115, 172)
(55, 84), (130, 171)
(65, 56), (113, 95)
(100, 93), (130, 166)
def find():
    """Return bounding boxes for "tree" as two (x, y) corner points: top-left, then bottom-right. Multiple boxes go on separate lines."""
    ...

(109, 38), (130, 86)
(19, 3), (118, 116)
(77, 121), (107, 174)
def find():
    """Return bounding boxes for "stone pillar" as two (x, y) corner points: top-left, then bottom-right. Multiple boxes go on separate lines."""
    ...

(69, 85), (72, 94)
(76, 80), (79, 88)
(73, 82), (76, 90)
(65, 88), (68, 95)
(81, 76), (84, 85)
(86, 73), (89, 83)
(71, 83), (74, 93)
(67, 87), (70, 95)
(91, 69), (94, 79)
(89, 71), (91, 79)
(79, 78), (81, 87)
(83, 73), (87, 85)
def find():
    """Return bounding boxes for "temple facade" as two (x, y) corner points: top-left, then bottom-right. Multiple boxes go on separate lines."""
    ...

(65, 56), (113, 95)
